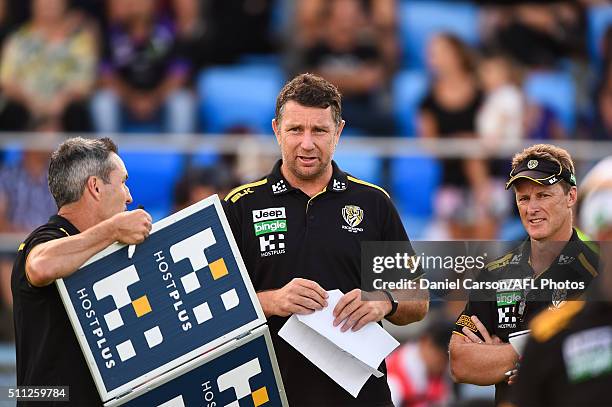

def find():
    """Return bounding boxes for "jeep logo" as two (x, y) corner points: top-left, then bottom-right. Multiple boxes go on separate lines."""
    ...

(252, 207), (286, 222)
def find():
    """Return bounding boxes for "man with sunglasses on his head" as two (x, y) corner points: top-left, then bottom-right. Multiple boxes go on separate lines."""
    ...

(448, 144), (599, 406)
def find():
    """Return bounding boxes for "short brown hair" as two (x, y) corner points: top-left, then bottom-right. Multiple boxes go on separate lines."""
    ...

(275, 73), (342, 125)
(511, 144), (575, 192)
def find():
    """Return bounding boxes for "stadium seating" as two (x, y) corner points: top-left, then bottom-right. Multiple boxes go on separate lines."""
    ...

(334, 148), (383, 185)
(189, 150), (220, 168)
(524, 71), (576, 133)
(0, 144), (22, 166)
(392, 70), (429, 137)
(398, 1), (480, 68)
(120, 151), (185, 220)
(197, 65), (285, 135)
(390, 155), (441, 218)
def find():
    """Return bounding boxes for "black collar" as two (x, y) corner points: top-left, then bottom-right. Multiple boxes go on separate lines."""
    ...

(267, 160), (349, 196)
(518, 228), (595, 275)
(48, 214), (81, 235)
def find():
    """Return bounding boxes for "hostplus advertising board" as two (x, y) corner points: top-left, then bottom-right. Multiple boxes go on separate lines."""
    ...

(57, 195), (276, 404)
(107, 326), (287, 407)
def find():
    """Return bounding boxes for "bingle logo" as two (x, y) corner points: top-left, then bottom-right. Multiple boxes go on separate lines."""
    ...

(218, 358), (269, 407)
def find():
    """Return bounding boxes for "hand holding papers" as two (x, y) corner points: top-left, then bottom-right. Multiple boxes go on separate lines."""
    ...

(278, 289), (399, 397)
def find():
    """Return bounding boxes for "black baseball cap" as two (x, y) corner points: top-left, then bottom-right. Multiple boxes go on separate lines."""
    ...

(505, 157), (577, 190)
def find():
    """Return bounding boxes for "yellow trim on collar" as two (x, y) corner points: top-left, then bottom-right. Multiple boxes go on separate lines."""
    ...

(578, 252), (598, 277)
(224, 179), (268, 202)
(347, 176), (390, 198)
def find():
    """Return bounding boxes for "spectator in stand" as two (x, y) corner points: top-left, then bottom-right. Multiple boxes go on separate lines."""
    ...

(583, 61), (612, 140)
(0, 120), (58, 341)
(483, 3), (585, 69)
(0, 0), (96, 132)
(294, 0), (398, 72)
(303, 0), (395, 136)
(386, 320), (454, 407)
(0, 0), (14, 131)
(418, 33), (497, 239)
(0, 0), (13, 48)
(0, 149), (55, 233)
(477, 52), (524, 148)
(524, 104), (566, 140)
(200, 0), (276, 65)
(475, 52), (525, 228)
(92, 0), (195, 134)
(171, 0), (210, 76)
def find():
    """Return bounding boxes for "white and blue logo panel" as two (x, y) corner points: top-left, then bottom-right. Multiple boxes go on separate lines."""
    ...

(106, 326), (288, 407)
(57, 195), (265, 401)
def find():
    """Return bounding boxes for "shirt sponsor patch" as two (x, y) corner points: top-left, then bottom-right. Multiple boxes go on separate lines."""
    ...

(254, 220), (287, 236)
(456, 314), (478, 332)
(496, 291), (522, 306)
(497, 306), (517, 328)
(252, 207), (286, 222)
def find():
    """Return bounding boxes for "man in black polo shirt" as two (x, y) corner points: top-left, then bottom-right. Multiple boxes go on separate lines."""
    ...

(449, 144), (599, 406)
(510, 243), (611, 407)
(12, 137), (151, 406)
(223, 73), (429, 406)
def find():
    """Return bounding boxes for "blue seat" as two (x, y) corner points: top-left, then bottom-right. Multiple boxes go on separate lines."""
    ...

(390, 155), (441, 217)
(498, 216), (527, 241)
(524, 71), (576, 133)
(121, 151), (185, 220)
(400, 214), (431, 240)
(197, 65), (285, 134)
(398, 1), (480, 68)
(189, 151), (220, 168)
(587, 5), (612, 67)
(334, 149), (383, 185)
(392, 70), (429, 137)
(1, 144), (23, 166)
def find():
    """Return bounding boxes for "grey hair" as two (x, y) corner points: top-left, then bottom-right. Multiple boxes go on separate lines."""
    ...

(48, 137), (118, 209)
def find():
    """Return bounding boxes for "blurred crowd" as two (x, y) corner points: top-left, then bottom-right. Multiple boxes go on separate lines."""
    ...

(1, 1), (612, 404)
(0, 0), (610, 137)
(0, 1), (611, 238)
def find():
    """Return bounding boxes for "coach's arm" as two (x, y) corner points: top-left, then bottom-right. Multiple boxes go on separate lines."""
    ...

(449, 329), (518, 385)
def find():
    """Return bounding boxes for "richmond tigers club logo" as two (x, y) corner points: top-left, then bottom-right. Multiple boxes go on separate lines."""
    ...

(341, 205), (364, 233)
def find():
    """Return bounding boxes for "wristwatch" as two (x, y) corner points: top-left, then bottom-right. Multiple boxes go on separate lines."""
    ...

(381, 289), (398, 318)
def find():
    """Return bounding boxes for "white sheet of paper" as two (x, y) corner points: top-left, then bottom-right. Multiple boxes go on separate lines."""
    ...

(508, 329), (531, 356)
(279, 315), (375, 397)
(278, 289), (400, 398)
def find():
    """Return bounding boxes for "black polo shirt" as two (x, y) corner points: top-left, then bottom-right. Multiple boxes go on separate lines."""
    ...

(453, 229), (599, 405)
(510, 298), (612, 407)
(223, 160), (411, 407)
(12, 215), (101, 406)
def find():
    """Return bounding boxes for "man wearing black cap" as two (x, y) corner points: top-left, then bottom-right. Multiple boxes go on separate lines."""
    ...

(448, 144), (599, 405)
